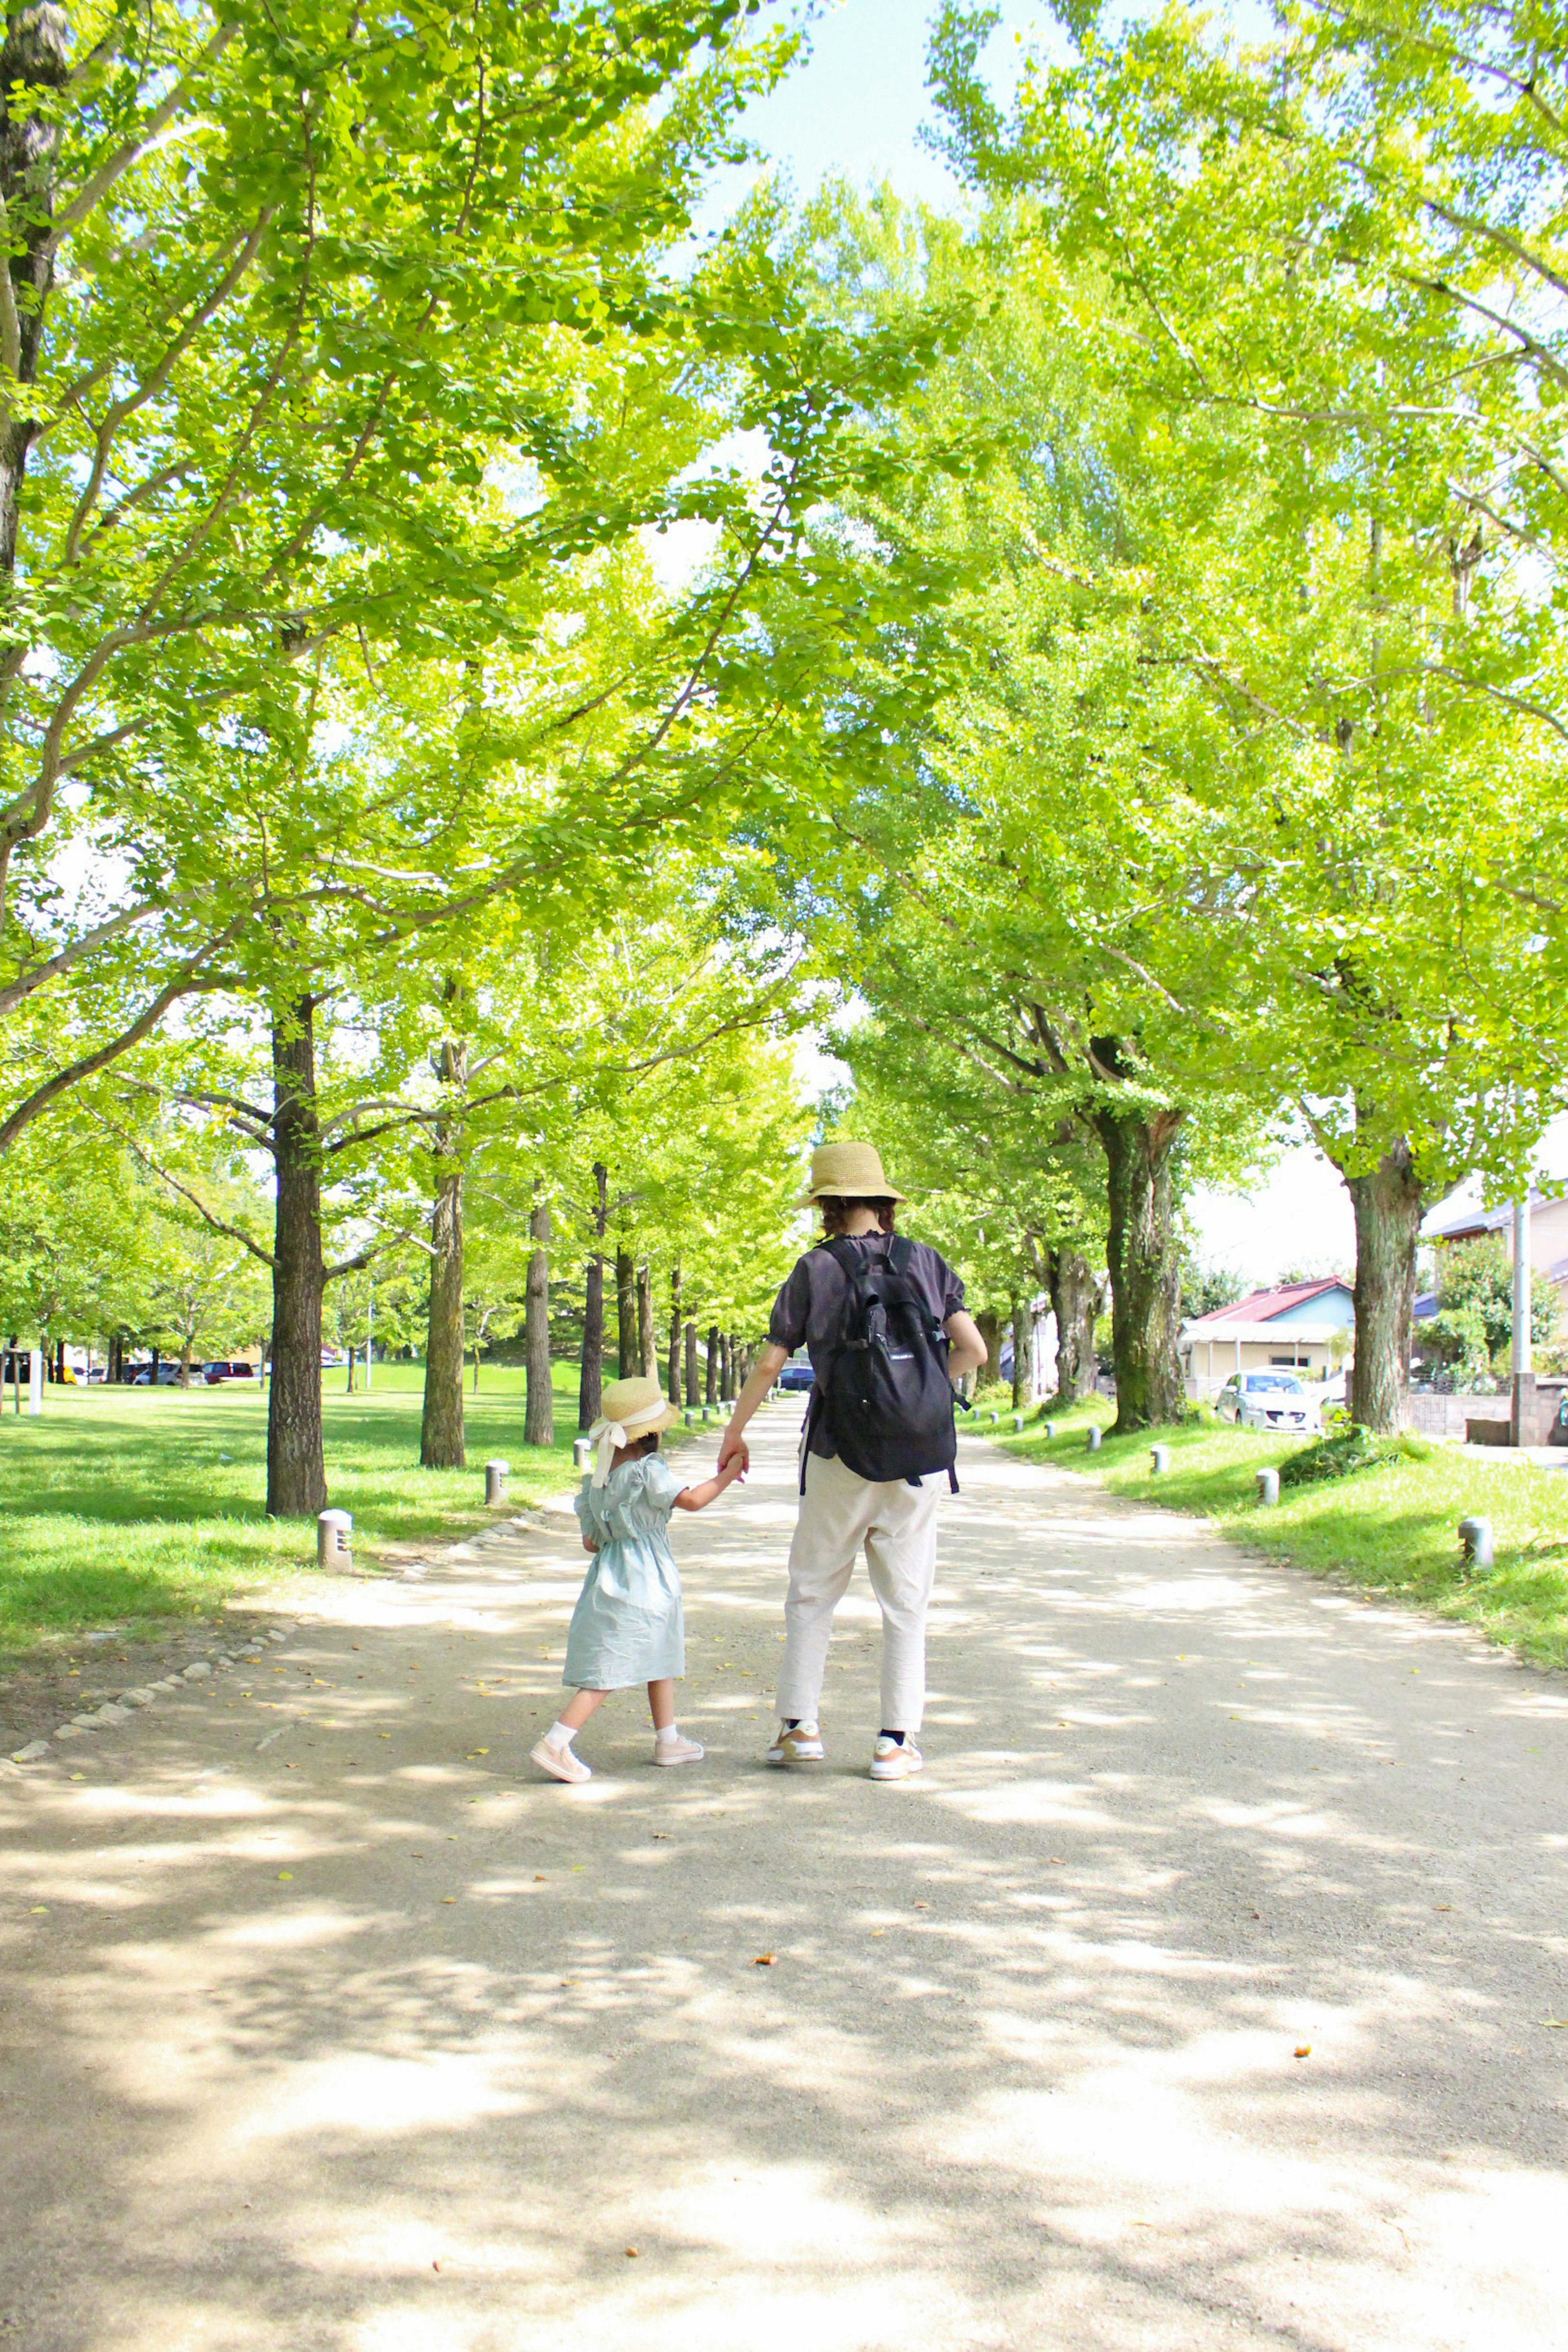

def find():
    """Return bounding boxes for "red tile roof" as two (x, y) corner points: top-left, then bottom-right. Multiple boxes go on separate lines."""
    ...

(1185, 1277), (1353, 1333)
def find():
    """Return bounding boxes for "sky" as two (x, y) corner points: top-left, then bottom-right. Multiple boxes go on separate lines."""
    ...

(726, 1), (1564, 1286)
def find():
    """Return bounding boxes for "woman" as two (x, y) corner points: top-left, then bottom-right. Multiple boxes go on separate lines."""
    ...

(719, 1141), (987, 1781)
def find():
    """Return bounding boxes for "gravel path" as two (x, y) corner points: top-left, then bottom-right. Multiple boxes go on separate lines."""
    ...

(2, 1403), (1566, 2350)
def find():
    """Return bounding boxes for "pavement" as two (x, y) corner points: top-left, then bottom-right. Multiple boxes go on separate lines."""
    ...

(2, 1402), (1568, 2351)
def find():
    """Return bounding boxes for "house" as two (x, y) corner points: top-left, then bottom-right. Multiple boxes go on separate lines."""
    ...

(1181, 1278), (1356, 1400)
(1420, 1192), (1568, 1337)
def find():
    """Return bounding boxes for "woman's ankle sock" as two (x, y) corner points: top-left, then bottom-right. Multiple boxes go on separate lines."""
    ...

(546, 1720), (577, 1750)
(654, 1722), (681, 1745)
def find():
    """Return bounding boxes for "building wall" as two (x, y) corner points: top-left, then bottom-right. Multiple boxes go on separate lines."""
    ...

(1183, 1335), (1336, 1398)
(1266, 1288), (1355, 1329)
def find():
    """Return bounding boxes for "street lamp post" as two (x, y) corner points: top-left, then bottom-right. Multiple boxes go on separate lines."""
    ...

(1511, 1195), (1535, 1448)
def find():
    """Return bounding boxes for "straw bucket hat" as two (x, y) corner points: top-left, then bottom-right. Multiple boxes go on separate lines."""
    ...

(587, 1374), (679, 1487)
(797, 1139), (909, 1208)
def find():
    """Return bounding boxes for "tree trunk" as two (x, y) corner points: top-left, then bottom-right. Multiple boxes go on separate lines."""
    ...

(1092, 1102), (1185, 1432)
(616, 1248), (637, 1380)
(525, 1183), (554, 1447)
(705, 1324), (720, 1407)
(637, 1262), (655, 1379)
(685, 1318), (700, 1407)
(180, 1338), (192, 1389)
(722, 1332), (735, 1402)
(419, 1032), (467, 1469)
(1346, 1139), (1423, 1433)
(0, 9), (67, 579)
(1010, 1295), (1026, 1411)
(1046, 1247), (1099, 1404)
(667, 1264), (682, 1404)
(266, 996), (328, 1518)
(579, 1162), (608, 1432)
(974, 1309), (1002, 1385)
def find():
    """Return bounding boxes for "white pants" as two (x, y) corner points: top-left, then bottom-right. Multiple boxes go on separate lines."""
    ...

(776, 1451), (942, 1733)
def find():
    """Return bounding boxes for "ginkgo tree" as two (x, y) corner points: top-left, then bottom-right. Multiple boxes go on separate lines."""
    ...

(0, 0), (804, 1146)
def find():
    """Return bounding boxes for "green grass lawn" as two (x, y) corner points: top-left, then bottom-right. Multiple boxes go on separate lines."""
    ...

(0, 1360), (590, 1654)
(994, 1395), (1568, 1670)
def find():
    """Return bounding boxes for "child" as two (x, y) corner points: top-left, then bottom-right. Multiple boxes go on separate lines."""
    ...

(530, 1374), (744, 1784)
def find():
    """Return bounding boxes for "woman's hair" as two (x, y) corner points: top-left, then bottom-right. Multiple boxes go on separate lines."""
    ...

(819, 1194), (898, 1238)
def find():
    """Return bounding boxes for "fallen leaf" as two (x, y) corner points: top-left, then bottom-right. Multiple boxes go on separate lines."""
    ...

(432, 2259), (441, 2272)
(1434, 1903), (1452, 1912)
(533, 1874), (546, 1882)
(379, 1732), (390, 1739)
(753, 1953), (777, 1966)
(913, 1901), (928, 1909)
(29, 1906), (47, 1915)
(69, 1773), (84, 1782)
(467, 1748), (488, 1757)
(1541, 2017), (1568, 2029)
(652, 1833), (672, 1841)
(625, 2247), (639, 2259)
(277, 1871), (292, 1882)
(442, 1897), (456, 1904)
(869, 1926), (886, 1937)
(1294, 2044), (1311, 2059)
(1047, 1857), (1064, 1866)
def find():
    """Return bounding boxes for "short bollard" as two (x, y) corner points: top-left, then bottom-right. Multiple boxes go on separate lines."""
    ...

(1012, 1413), (1024, 1432)
(1044, 1420), (1056, 1440)
(1151, 1443), (1170, 1474)
(684, 1409), (696, 1427)
(989, 1408), (1000, 1425)
(317, 1509), (352, 1569)
(485, 1458), (509, 1506)
(1086, 1426), (1102, 1452)
(1459, 1515), (1494, 1571)
(572, 1436), (592, 1474)
(1255, 1467), (1280, 1506)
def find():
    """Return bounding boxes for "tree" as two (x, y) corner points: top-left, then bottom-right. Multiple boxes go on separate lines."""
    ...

(923, 5), (1568, 1427)
(1419, 1238), (1557, 1389)
(0, 1), (806, 1146)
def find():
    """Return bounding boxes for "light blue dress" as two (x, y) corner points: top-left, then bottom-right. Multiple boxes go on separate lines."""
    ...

(566, 1454), (687, 1690)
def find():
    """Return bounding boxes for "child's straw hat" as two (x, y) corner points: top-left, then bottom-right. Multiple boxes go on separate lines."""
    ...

(587, 1375), (679, 1487)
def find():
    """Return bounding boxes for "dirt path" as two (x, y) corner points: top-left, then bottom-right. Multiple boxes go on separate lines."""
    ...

(2, 1404), (1567, 2350)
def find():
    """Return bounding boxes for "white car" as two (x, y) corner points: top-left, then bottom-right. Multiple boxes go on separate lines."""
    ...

(1216, 1370), (1320, 1435)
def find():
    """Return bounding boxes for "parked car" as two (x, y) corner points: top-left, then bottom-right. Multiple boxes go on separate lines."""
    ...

(777, 1350), (815, 1393)
(1216, 1370), (1319, 1434)
(202, 1360), (257, 1383)
(130, 1364), (181, 1386)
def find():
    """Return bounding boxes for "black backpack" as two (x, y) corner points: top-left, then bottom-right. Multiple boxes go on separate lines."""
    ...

(805, 1236), (959, 1492)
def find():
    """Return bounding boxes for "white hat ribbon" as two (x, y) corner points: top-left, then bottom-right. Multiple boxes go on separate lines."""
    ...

(590, 1420), (627, 1488)
(586, 1394), (670, 1487)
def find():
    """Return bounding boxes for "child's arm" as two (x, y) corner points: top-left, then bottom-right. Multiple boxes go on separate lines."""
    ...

(672, 1455), (746, 1512)
(582, 1535), (599, 1553)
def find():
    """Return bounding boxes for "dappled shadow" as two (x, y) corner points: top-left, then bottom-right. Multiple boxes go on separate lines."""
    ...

(2, 1411), (1567, 2349)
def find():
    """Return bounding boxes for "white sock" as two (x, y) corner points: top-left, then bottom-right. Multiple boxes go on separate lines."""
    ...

(654, 1722), (681, 1744)
(546, 1719), (577, 1750)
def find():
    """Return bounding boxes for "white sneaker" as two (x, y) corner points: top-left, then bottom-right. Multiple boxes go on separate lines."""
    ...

(653, 1732), (705, 1767)
(531, 1737), (591, 1784)
(870, 1735), (922, 1781)
(766, 1721), (824, 1764)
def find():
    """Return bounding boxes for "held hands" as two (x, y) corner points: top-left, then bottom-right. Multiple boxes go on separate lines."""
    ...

(717, 1452), (746, 1489)
(717, 1423), (749, 1475)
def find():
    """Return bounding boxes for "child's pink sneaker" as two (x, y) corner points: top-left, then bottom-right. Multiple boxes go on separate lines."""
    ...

(531, 1736), (591, 1784)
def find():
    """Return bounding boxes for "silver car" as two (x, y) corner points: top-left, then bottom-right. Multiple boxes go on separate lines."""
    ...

(1216, 1370), (1319, 1434)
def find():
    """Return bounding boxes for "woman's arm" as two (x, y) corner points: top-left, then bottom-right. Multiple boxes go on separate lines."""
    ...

(673, 1456), (746, 1511)
(944, 1309), (988, 1382)
(718, 1340), (789, 1473)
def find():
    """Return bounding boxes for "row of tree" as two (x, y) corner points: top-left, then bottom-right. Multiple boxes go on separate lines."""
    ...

(8, 3), (1566, 1484)
(746, 2), (1568, 1433)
